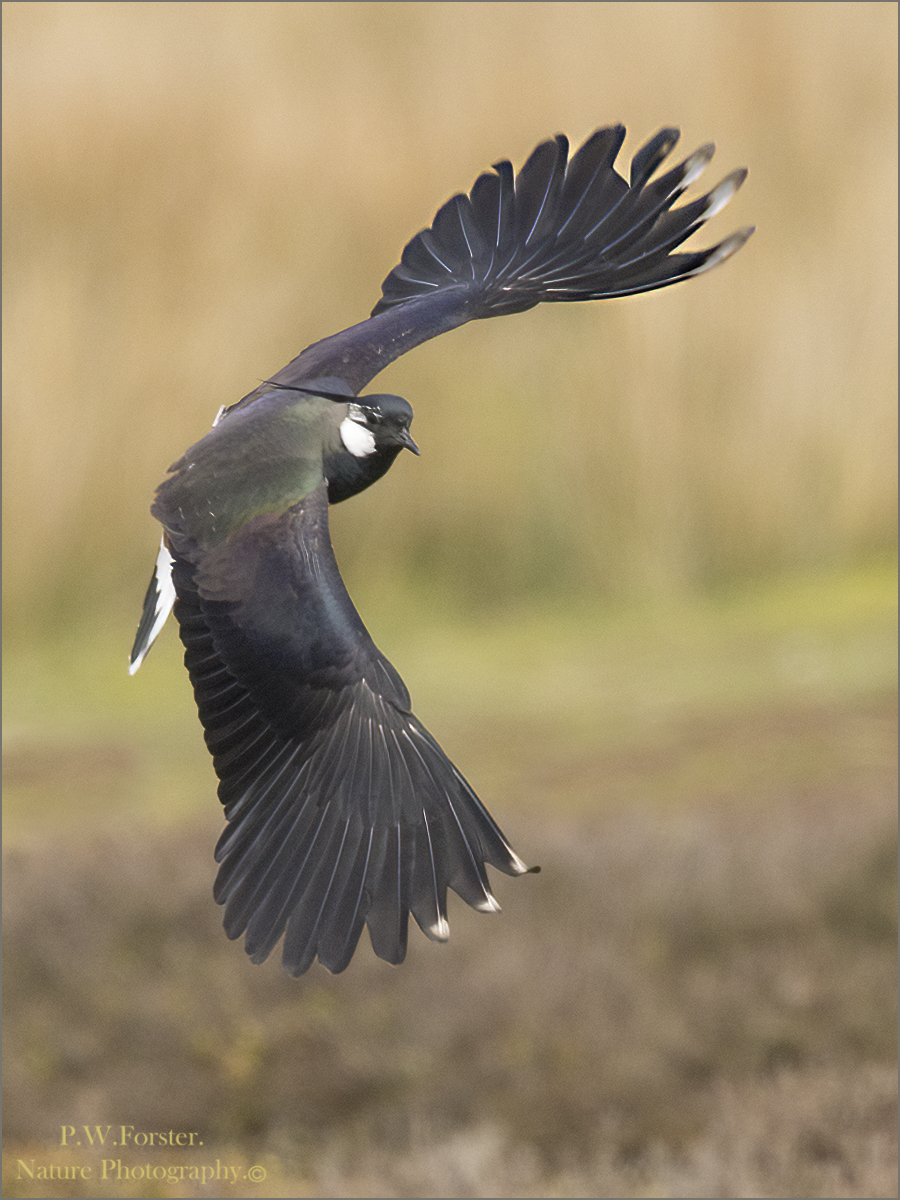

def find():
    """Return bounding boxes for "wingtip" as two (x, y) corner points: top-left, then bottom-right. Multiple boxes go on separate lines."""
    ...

(426, 915), (451, 942)
(691, 225), (755, 277)
(509, 850), (539, 876)
(710, 225), (753, 265)
(630, 126), (681, 187)
(703, 168), (749, 221)
(680, 142), (716, 188)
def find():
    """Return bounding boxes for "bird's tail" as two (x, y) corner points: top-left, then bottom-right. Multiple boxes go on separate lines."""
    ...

(372, 126), (753, 319)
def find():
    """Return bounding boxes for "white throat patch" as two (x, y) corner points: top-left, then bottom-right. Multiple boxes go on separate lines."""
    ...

(340, 407), (377, 458)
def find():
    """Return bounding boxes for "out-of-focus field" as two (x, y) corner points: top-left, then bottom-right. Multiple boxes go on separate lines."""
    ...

(3, 3), (897, 1198)
(4, 565), (897, 1198)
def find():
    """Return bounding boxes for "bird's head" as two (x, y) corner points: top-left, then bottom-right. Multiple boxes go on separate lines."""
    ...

(328, 391), (419, 504)
(340, 394), (419, 458)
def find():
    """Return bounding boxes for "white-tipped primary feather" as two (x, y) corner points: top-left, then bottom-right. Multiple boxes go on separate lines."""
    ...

(679, 143), (716, 189)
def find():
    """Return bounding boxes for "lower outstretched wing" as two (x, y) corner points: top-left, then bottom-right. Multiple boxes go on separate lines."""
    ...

(162, 483), (531, 974)
(269, 125), (753, 395)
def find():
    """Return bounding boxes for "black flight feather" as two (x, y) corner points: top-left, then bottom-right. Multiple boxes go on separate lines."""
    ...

(261, 124), (751, 394)
(159, 482), (528, 974)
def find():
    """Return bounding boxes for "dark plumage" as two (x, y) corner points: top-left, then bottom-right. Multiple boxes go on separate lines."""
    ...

(132, 125), (752, 974)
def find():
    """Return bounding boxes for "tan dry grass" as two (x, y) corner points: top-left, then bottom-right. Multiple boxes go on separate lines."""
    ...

(3, 2), (898, 636)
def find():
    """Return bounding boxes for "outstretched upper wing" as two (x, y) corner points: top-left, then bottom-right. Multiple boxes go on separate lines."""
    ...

(266, 125), (752, 396)
(158, 482), (530, 974)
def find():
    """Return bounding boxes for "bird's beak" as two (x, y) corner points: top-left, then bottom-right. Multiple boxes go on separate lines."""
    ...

(400, 429), (420, 455)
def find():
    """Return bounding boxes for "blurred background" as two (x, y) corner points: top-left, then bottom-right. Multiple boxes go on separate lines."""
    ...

(3, 3), (897, 1197)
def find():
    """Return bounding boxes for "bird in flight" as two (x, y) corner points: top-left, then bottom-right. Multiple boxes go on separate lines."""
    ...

(131, 125), (752, 975)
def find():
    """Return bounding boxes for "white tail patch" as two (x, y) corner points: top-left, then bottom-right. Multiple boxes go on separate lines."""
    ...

(129, 539), (177, 674)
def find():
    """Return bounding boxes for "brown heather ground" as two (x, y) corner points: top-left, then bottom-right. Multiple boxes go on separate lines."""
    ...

(3, 684), (896, 1198)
